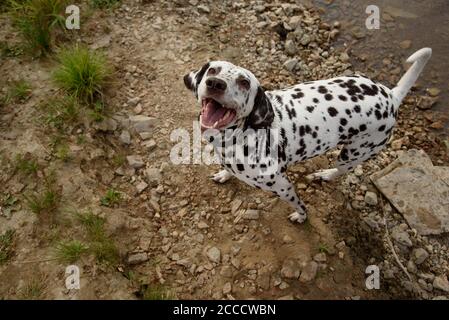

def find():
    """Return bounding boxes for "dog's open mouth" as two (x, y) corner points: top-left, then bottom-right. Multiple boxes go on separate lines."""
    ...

(200, 98), (236, 131)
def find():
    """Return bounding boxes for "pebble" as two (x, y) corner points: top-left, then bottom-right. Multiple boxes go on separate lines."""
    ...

(197, 4), (210, 14)
(399, 40), (412, 49)
(280, 259), (300, 279)
(413, 248), (429, 265)
(433, 276), (449, 293)
(119, 130), (131, 145)
(136, 181), (148, 194)
(207, 247), (221, 263)
(364, 191), (378, 206)
(313, 252), (327, 263)
(126, 155), (145, 169)
(130, 115), (157, 133)
(242, 209), (259, 220)
(145, 168), (162, 187)
(299, 261), (318, 283)
(127, 97), (141, 107)
(127, 252), (148, 265)
(391, 227), (413, 247)
(284, 40), (297, 56)
(427, 87), (441, 97)
(283, 58), (298, 72)
(223, 282), (232, 294)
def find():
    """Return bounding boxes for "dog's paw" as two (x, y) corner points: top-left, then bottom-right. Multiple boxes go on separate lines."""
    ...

(306, 168), (339, 182)
(288, 211), (307, 224)
(211, 170), (233, 183)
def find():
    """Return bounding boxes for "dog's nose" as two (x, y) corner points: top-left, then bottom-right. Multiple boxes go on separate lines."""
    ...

(205, 77), (227, 92)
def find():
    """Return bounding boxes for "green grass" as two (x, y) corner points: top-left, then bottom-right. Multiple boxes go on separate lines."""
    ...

(88, 101), (105, 121)
(318, 243), (330, 254)
(77, 211), (119, 265)
(5, 79), (31, 103)
(15, 153), (39, 175)
(0, 230), (15, 265)
(19, 276), (46, 299)
(8, 0), (67, 55)
(52, 45), (112, 104)
(90, 0), (120, 8)
(25, 172), (61, 215)
(100, 189), (121, 207)
(54, 240), (88, 263)
(39, 96), (79, 132)
(140, 284), (174, 300)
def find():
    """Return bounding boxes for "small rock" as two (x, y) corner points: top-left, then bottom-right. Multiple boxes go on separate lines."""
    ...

(427, 87), (441, 97)
(220, 266), (233, 278)
(143, 139), (157, 150)
(364, 191), (378, 205)
(197, 4), (210, 13)
(127, 97), (141, 107)
(243, 209), (259, 220)
(391, 227), (413, 247)
(300, 34), (311, 46)
(207, 247), (221, 263)
(433, 276), (449, 293)
(413, 248), (429, 265)
(284, 40), (297, 56)
(313, 252), (327, 263)
(145, 168), (161, 187)
(130, 115), (157, 133)
(198, 221), (209, 229)
(127, 252), (148, 265)
(119, 130), (131, 145)
(399, 40), (412, 49)
(223, 282), (232, 294)
(94, 118), (117, 132)
(299, 261), (318, 283)
(281, 259), (300, 279)
(283, 58), (298, 72)
(126, 155), (145, 169)
(135, 181), (148, 194)
(282, 234), (294, 244)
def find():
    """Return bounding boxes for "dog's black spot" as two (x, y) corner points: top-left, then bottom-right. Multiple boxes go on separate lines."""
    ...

(327, 107), (338, 117)
(340, 118), (348, 126)
(306, 106), (315, 113)
(325, 94), (333, 101)
(338, 95), (348, 101)
(378, 125), (386, 132)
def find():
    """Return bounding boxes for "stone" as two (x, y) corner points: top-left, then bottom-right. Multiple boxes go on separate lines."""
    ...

(130, 115), (157, 133)
(300, 34), (311, 46)
(313, 252), (327, 263)
(126, 155), (145, 169)
(433, 276), (449, 293)
(94, 118), (117, 132)
(413, 248), (429, 265)
(197, 4), (210, 13)
(143, 140), (156, 150)
(399, 40), (412, 49)
(427, 87), (441, 97)
(371, 149), (449, 235)
(284, 40), (297, 56)
(198, 221), (209, 229)
(127, 252), (148, 265)
(283, 58), (298, 72)
(119, 130), (131, 145)
(223, 282), (232, 294)
(207, 247), (221, 263)
(242, 209), (259, 220)
(280, 259), (300, 279)
(145, 168), (162, 187)
(136, 181), (148, 193)
(220, 266), (233, 278)
(127, 97), (141, 107)
(364, 191), (378, 206)
(299, 261), (318, 283)
(391, 226), (413, 247)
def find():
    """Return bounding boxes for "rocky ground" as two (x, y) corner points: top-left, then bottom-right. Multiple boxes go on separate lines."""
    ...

(0, 0), (448, 300)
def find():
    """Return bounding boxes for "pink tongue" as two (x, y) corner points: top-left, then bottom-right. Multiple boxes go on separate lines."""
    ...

(202, 101), (227, 126)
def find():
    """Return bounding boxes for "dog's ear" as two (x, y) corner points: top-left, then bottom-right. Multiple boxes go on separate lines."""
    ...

(245, 86), (274, 129)
(183, 62), (210, 96)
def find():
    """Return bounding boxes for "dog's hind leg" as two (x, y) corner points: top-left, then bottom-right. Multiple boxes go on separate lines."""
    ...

(254, 173), (308, 223)
(211, 169), (233, 183)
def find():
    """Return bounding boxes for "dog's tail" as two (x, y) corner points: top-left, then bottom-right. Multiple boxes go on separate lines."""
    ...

(392, 48), (432, 102)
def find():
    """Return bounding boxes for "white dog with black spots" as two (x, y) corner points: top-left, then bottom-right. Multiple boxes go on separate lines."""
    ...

(183, 48), (432, 223)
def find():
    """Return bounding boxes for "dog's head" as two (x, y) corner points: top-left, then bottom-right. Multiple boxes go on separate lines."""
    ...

(183, 61), (273, 131)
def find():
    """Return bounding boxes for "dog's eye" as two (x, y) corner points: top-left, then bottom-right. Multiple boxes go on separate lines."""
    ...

(207, 67), (217, 75)
(237, 78), (250, 90)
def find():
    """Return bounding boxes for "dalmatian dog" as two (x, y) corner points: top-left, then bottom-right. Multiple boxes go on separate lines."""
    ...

(183, 48), (431, 223)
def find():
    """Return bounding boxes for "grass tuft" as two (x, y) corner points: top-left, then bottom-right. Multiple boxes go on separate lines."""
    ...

(19, 275), (46, 299)
(54, 240), (88, 263)
(52, 45), (112, 104)
(5, 79), (32, 103)
(77, 211), (119, 265)
(140, 284), (174, 300)
(15, 153), (39, 175)
(8, 0), (67, 55)
(0, 230), (15, 265)
(39, 96), (79, 132)
(100, 188), (121, 207)
(25, 171), (61, 215)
